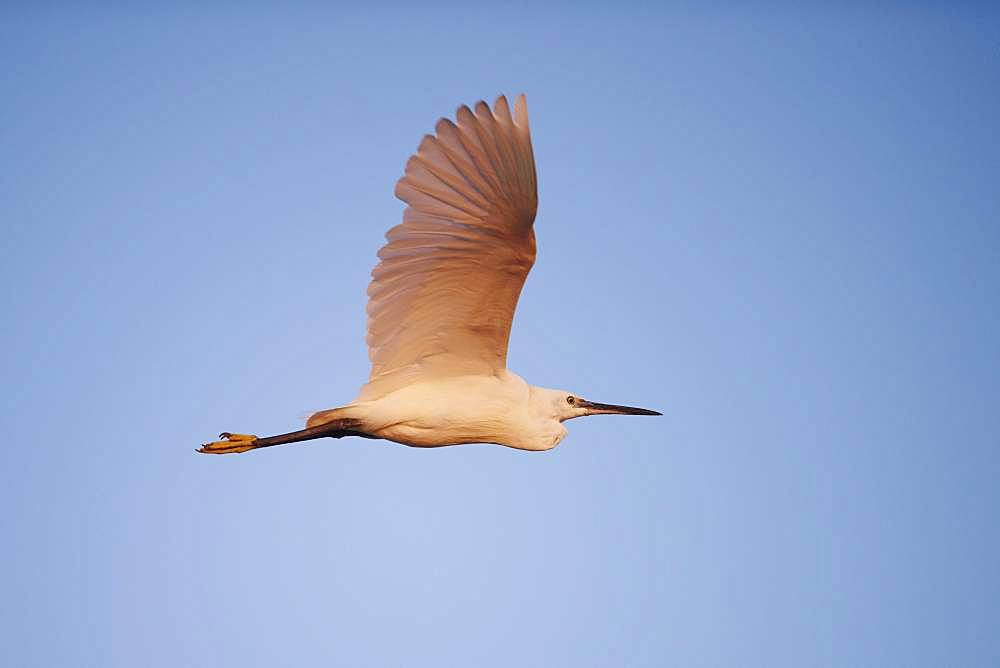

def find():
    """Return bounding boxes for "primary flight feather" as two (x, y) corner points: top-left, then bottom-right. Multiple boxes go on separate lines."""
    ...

(200, 94), (659, 455)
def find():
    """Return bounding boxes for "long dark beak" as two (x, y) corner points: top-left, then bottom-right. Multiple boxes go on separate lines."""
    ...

(576, 399), (662, 416)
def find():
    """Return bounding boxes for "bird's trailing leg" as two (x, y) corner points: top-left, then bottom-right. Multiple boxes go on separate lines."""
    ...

(198, 419), (368, 455)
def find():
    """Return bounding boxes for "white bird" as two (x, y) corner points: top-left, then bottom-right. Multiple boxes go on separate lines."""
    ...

(200, 94), (659, 455)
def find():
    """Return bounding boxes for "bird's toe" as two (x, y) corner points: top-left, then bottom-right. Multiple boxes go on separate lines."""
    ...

(198, 432), (260, 454)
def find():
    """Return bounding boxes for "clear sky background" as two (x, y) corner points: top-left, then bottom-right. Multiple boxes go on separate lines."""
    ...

(3, 4), (999, 666)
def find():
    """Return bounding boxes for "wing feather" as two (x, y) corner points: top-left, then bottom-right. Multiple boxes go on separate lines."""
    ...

(359, 94), (538, 401)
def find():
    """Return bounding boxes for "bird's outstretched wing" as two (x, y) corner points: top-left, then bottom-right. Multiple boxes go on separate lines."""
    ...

(359, 94), (538, 401)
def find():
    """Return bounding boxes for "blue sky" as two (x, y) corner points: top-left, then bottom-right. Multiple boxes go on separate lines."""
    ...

(2, 4), (999, 666)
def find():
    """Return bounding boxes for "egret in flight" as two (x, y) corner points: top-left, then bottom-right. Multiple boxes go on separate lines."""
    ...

(200, 94), (659, 455)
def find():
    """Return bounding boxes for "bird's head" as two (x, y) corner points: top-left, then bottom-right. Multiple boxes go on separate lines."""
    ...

(536, 387), (662, 422)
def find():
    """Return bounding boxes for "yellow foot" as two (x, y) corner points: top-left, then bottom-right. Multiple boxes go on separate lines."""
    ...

(198, 432), (259, 455)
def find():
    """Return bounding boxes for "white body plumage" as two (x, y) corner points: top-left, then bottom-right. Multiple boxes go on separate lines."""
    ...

(345, 371), (570, 451)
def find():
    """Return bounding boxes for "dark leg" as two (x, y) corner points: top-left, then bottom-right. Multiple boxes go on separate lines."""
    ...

(198, 419), (369, 454)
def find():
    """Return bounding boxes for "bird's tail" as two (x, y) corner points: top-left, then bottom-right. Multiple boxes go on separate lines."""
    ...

(306, 405), (357, 429)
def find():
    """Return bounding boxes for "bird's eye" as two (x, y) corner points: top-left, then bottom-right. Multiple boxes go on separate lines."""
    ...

(566, 396), (575, 405)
